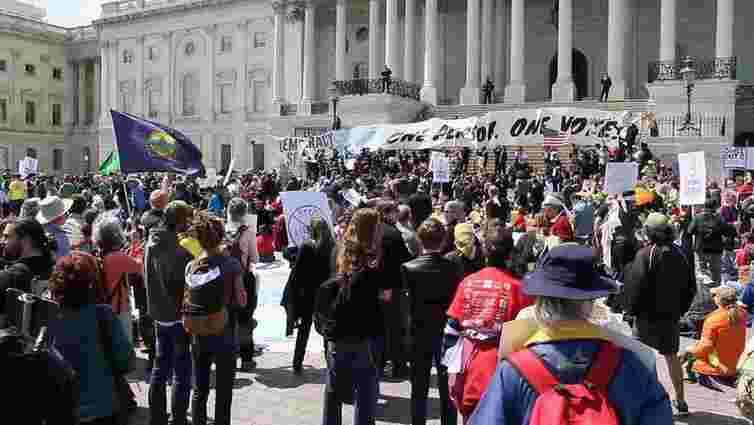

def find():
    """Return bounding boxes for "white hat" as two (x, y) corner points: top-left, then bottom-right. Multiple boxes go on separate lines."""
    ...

(36, 196), (74, 225)
(543, 194), (564, 208)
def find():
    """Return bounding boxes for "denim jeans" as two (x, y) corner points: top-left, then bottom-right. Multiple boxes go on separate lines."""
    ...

(148, 323), (192, 425)
(293, 315), (313, 369)
(322, 340), (378, 425)
(411, 327), (457, 425)
(191, 342), (237, 425)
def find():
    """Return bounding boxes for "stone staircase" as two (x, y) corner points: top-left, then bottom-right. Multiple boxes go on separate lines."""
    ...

(464, 144), (575, 176)
(431, 98), (656, 120)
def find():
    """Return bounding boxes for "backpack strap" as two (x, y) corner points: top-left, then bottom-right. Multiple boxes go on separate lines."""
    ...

(584, 342), (622, 388)
(506, 349), (560, 394)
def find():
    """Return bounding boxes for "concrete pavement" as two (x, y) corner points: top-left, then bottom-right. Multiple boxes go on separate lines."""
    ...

(123, 259), (751, 425)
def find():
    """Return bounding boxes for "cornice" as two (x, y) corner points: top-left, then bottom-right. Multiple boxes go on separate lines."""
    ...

(95, 0), (268, 26)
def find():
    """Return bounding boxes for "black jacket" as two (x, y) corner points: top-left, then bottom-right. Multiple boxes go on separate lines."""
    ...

(402, 253), (463, 329)
(687, 210), (736, 254)
(445, 249), (484, 279)
(624, 241), (696, 321)
(378, 223), (413, 290)
(282, 240), (334, 335)
(330, 268), (382, 341)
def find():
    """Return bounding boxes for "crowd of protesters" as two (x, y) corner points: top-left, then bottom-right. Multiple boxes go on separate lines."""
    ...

(2, 133), (754, 425)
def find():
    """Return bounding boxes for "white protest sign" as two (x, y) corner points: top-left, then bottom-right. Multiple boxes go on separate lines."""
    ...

(431, 153), (451, 183)
(223, 158), (235, 186)
(604, 162), (639, 195)
(18, 156), (38, 177)
(280, 191), (334, 247)
(678, 151), (707, 205)
(199, 168), (218, 188)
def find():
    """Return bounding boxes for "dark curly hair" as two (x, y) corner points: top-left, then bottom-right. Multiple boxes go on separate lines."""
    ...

(191, 211), (225, 252)
(49, 251), (99, 310)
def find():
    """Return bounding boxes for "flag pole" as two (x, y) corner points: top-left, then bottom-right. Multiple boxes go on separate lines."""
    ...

(122, 177), (132, 218)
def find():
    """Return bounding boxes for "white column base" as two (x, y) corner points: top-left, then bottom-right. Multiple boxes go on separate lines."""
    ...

(298, 100), (313, 116)
(551, 79), (576, 102)
(460, 87), (481, 105)
(420, 85), (438, 105)
(504, 82), (526, 104)
(606, 81), (628, 101)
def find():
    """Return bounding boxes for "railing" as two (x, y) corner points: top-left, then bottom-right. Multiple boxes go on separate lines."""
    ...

(653, 113), (729, 137)
(648, 57), (737, 82)
(333, 78), (421, 101)
(66, 25), (97, 42)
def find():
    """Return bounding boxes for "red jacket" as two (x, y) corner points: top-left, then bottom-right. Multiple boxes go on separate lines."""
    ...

(550, 213), (574, 242)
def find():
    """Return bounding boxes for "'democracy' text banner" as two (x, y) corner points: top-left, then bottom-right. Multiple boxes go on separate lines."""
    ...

(474, 108), (641, 146)
(278, 131), (336, 153)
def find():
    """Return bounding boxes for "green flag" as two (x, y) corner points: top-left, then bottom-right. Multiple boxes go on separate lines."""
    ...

(99, 150), (120, 175)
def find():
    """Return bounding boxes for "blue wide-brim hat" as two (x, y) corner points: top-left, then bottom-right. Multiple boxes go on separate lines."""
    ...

(523, 245), (618, 300)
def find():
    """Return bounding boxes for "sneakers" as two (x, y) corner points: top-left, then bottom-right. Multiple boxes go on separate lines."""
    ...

(673, 400), (690, 416)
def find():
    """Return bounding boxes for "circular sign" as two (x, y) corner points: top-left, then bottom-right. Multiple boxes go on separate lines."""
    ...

(287, 205), (329, 246)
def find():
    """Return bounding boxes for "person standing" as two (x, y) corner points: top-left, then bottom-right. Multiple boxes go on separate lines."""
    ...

(600, 73), (612, 102)
(624, 213), (696, 416)
(7, 174), (26, 216)
(687, 199), (737, 287)
(542, 194), (574, 244)
(402, 218), (462, 425)
(482, 77), (495, 104)
(144, 201), (194, 425)
(36, 196), (72, 260)
(381, 65), (393, 93)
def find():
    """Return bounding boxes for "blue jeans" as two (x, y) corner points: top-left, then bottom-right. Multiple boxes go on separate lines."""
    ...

(148, 323), (192, 425)
(322, 340), (378, 425)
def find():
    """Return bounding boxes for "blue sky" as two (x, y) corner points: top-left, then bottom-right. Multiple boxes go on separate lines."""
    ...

(45, 0), (102, 28)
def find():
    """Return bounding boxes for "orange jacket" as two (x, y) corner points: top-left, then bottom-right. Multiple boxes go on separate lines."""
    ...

(688, 306), (748, 376)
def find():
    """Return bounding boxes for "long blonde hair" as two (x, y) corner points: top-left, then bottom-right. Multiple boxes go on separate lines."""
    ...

(336, 208), (382, 276)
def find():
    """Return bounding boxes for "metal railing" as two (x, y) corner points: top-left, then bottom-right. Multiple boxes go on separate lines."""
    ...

(653, 113), (729, 137)
(333, 78), (421, 101)
(648, 57), (737, 82)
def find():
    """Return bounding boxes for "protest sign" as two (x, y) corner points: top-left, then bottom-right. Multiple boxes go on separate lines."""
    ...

(604, 162), (639, 195)
(722, 146), (746, 169)
(280, 191), (334, 247)
(223, 158), (235, 186)
(18, 156), (38, 177)
(198, 168), (218, 188)
(678, 151), (707, 205)
(431, 153), (451, 183)
(746, 148), (754, 170)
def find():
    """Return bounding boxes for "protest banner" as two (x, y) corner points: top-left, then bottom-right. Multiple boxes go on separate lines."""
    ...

(430, 153), (451, 183)
(604, 162), (639, 195)
(279, 191), (334, 247)
(721, 146), (746, 169)
(223, 158), (235, 186)
(678, 151), (707, 205)
(746, 148), (754, 170)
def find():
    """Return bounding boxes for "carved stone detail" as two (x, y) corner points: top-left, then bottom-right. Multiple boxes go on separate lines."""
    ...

(287, 2), (305, 22)
(216, 69), (237, 82)
(39, 54), (50, 63)
(119, 80), (135, 94)
(144, 77), (162, 92)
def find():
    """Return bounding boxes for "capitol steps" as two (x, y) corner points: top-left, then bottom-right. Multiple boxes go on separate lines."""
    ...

(430, 98), (656, 120)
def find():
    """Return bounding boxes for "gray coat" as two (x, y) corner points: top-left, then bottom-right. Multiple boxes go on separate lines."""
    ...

(144, 225), (192, 323)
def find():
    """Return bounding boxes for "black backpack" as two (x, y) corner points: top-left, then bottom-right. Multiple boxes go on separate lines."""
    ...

(313, 276), (346, 340)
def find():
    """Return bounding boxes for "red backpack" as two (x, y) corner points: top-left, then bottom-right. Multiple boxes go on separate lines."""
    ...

(507, 341), (622, 425)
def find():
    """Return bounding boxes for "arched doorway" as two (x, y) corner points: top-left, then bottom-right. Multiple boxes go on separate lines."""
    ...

(548, 49), (589, 100)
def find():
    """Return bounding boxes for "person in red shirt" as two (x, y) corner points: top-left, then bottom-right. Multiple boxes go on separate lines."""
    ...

(445, 218), (534, 422)
(543, 194), (574, 243)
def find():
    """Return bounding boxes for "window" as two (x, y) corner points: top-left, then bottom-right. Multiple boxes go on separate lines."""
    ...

(220, 85), (232, 114)
(221, 144), (232, 171)
(148, 90), (159, 118)
(53, 149), (63, 171)
(147, 46), (158, 61)
(25, 64), (35, 76)
(120, 92), (129, 114)
(253, 32), (266, 48)
(122, 50), (133, 64)
(182, 73), (197, 116)
(221, 36), (233, 52)
(82, 147), (91, 173)
(0, 60), (6, 72)
(52, 104), (62, 126)
(0, 99), (6, 122)
(253, 80), (267, 112)
(25, 101), (35, 125)
(52, 68), (62, 80)
(85, 95), (94, 124)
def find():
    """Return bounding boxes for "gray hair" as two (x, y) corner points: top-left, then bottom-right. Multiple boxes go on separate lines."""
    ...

(534, 296), (594, 328)
(20, 198), (41, 219)
(93, 216), (126, 251)
(227, 197), (248, 223)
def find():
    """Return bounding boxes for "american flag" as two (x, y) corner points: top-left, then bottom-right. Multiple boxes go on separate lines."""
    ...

(542, 126), (573, 148)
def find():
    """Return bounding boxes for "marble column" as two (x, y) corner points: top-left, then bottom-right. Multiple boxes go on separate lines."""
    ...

(421, 0), (439, 104)
(494, 0), (506, 98)
(93, 57), (100, 125)
(659, 0), (676, 70)
(607, 0), (628, 99)
(63, 60), (76, 131)
(403, 0), (416, 82)
(164, 33), (173, 121)
(238, 20), (249, 119)
(335, 0), (347, 81)
(98, 43), (109, 126)
(716, 0), (734, 78)
(551, 0), (575, 102)
(505, 0), (525, 103)
(460, 0), (481, 104)
(368, 0), (382, 79)
(135, 36), (144, 116)
(385, 0), (400, 78)
(480, 0), (494, 87)
(78, 60), (87, 126)
(300, 1), (316, 113)
(272, 1), (286, 104)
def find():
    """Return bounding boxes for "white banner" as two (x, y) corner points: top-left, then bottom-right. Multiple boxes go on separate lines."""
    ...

(679, 151), (707, 206)
(279, 191), (334, 247)
(604, 162), (639, 195)
(18, 156), (38, 177)
(721, 146), (746, 169)
(382, 117), (479, 151)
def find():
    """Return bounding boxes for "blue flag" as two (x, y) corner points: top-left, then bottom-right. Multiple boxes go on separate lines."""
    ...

(110, 110), (205, 175)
